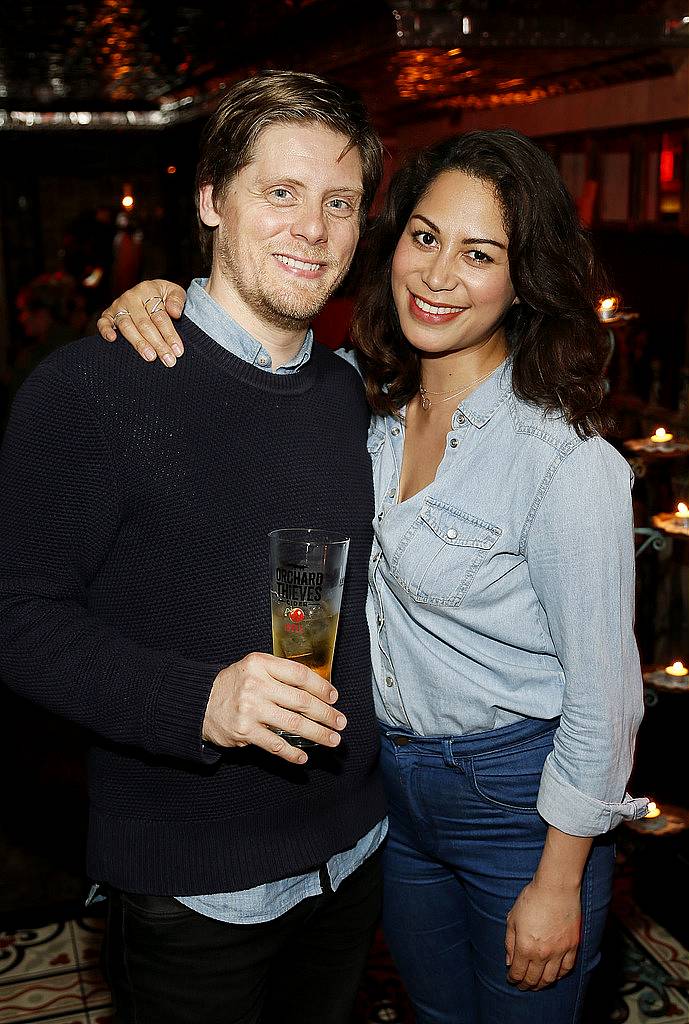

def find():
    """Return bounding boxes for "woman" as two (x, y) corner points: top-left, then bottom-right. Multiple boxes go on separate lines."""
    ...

(97, 129), (647, 1023)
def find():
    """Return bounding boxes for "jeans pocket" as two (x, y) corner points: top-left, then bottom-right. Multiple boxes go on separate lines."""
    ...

(468, 734), (553, 813)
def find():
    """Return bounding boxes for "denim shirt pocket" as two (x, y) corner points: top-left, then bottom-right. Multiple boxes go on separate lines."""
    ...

(390, 497), (501, 606)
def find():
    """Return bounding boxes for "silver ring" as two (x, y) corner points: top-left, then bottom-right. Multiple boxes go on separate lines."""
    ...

(112, 309), (130, 324)
(143, 295), (164, 315)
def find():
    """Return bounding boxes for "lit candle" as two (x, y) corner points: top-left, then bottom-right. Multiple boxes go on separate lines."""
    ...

(674, 502), (689, 525)
(597, 296), (619, 322)
(644, 801), (661, 819)
(650, 427), (674, 444)
(665, 660), (688, 677)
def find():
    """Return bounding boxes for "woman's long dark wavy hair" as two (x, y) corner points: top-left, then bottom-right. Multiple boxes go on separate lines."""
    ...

(352, 129), (611, 436)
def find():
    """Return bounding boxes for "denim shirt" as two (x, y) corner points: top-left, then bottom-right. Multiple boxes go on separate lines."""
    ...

(175, 280), (387, 923)
(184, 277), (314, 372)
(366, 359), (647, 837)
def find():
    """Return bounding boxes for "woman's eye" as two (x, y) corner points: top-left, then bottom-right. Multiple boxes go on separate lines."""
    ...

(412, 230), (437, 248)
(269, 188), (294, 201)
(466, 249), (493, 264)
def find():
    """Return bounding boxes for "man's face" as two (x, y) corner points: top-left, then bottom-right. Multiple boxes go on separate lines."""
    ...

(200, 123), (364, 332)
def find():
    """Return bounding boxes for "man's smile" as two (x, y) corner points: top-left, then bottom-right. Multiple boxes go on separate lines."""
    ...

(273, 253), (327, 279)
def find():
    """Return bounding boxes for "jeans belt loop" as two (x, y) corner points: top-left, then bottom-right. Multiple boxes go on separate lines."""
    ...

(442, 737), (456, 767)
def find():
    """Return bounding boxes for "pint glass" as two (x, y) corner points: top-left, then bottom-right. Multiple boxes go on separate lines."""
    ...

(269, 529), (350, 748)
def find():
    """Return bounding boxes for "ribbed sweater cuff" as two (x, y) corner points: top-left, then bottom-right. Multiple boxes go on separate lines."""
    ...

(150, 659), (223, 764)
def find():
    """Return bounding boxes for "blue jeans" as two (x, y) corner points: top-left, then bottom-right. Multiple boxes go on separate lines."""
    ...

(379, 718), (615, 1024)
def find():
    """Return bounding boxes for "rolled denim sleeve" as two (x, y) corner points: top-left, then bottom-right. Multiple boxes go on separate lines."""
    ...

(525, 437), (648, 836)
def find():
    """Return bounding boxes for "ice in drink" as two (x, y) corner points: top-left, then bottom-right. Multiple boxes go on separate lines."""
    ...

(271, 602), (340, 681)
(268, 529), (349, 748)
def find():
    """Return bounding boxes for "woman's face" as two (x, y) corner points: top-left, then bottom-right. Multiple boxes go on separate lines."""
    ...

(391, 169), (517, 357)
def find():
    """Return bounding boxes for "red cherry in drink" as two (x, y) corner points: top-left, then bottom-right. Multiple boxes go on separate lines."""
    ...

(288, 607), (305, 623)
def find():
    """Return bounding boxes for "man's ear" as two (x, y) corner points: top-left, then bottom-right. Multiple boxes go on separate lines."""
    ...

(199, 184), (222, 228)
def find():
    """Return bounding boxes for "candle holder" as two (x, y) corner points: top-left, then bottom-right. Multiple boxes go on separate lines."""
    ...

(651, 511), (689, 538)
(597, 296), (619, 322)
(625, 435), (689, 457)
(596, 295), (638, 325)
(643, 663), (689, 692)
(674, 502), (689, 527)
(625, 802), (689, 836)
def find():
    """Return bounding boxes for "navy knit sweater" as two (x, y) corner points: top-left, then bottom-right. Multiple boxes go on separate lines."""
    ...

(0, 317), (385, 894)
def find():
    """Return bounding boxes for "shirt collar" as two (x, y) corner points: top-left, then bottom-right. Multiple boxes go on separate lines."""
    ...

(184, 278), (313, 374)
(454, 358), (512, 429)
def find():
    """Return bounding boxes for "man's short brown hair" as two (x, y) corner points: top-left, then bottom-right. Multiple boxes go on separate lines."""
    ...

(195, 69), (384, 266)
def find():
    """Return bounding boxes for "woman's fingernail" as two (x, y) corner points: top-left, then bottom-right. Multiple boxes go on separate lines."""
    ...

(329, 733), (341, 745)
(162, 353), (176, 367)
(171, 343), (184, 357)
(336, 715), (347, 728)
(143, 347), (157, 362)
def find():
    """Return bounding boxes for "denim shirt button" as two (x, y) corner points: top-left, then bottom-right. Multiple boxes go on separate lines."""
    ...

(391, 426), (401, 436)
(377, 510), (384, 521)
(449, 438), (459, 449)
(377, 615), (384, 627)
(446, 528), (458, 540)
(456, 413), (466, 424)
(385, 675), (395, 687)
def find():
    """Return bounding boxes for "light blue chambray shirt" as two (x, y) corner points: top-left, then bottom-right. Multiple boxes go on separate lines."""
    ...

(175, 278), (387, 923)
(366, 359), (648, 838)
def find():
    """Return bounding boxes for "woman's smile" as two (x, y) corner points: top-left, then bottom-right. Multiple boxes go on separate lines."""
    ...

(407, 289), (468, 325)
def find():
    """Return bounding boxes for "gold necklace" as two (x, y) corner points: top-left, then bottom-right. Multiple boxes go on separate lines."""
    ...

(419, 367), (496, 411)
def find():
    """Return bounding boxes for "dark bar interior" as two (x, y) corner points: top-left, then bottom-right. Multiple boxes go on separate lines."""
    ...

(0, 3), (688, 1022)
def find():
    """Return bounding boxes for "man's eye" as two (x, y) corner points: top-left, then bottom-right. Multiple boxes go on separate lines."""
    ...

(269, 188), (294, 201)
(328, 198), (353, 212)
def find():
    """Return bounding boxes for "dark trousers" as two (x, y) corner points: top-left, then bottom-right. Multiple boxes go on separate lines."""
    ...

(104, 848), (382, 1024)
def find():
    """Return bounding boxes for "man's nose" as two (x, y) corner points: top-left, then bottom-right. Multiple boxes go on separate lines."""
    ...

(290, 203), (327, 246)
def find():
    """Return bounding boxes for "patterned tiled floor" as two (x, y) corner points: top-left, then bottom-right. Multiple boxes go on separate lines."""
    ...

(0, 917), (112, 1023)
(1, 901), (688, 1024)
(603, 892), (689, 1024)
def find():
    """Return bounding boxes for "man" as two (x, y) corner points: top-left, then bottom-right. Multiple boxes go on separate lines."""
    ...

(0, 71), (386, 1024)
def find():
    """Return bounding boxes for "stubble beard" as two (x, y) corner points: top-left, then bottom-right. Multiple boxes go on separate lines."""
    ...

(218, 238), (347, 332)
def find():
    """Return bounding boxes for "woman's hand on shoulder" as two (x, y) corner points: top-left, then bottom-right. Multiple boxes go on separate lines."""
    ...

(504, 877), (581, 990)
(97, 280), (187, 366)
